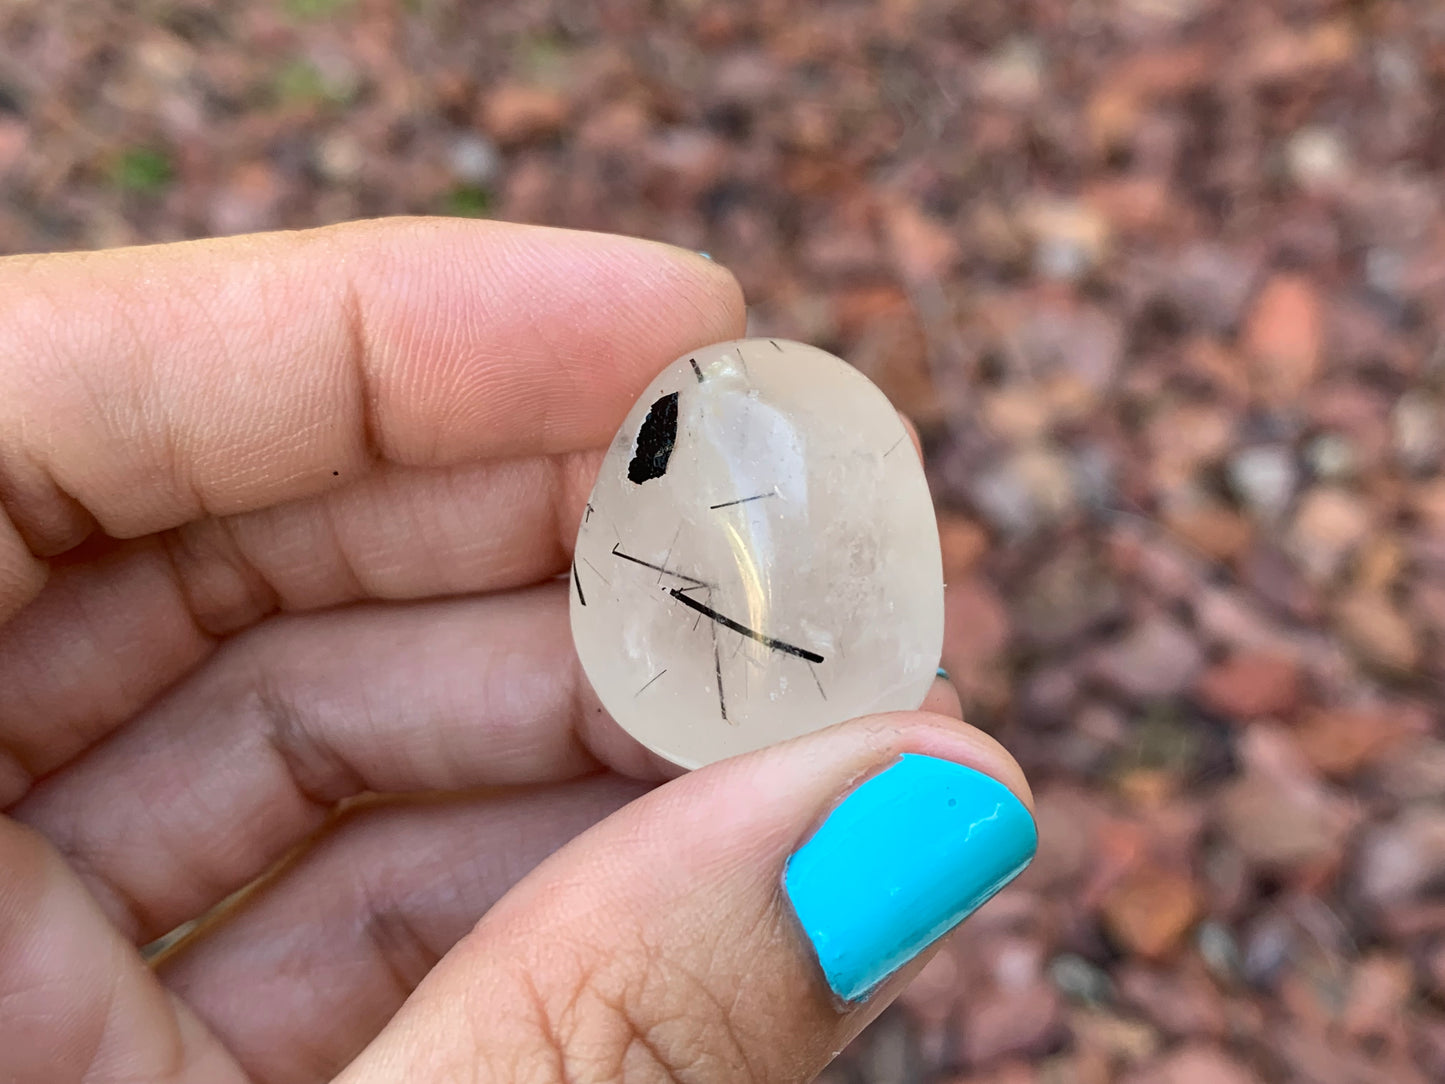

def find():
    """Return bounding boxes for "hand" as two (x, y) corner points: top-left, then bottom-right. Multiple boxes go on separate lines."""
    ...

(0, 219), (1036, 1084)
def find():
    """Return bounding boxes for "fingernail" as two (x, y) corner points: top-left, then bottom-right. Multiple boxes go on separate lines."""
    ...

(935, 666), (951, 681)
(784, 753), (1037, 1002)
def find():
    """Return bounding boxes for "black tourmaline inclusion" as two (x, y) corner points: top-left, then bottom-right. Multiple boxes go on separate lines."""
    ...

(627, 392), (679, 484)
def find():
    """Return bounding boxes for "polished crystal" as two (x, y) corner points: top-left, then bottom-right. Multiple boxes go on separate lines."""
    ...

(570, 339), (944, 769)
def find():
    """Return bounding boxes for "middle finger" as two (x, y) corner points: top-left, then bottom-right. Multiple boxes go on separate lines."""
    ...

(14, 581), (674, 946)
(0, 449), (601, 797)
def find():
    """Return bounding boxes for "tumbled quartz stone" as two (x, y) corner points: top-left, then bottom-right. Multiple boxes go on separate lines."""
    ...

(570, 338), (944, 769)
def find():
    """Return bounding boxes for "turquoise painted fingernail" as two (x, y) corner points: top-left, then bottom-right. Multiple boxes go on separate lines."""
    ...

(784, 754), (1037, 1003)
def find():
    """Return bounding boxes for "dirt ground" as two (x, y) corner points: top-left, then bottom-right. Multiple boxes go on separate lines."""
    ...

(3, 1), (1444, 1081)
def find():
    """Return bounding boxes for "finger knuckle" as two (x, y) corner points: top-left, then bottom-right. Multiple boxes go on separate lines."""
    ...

(0, 491), (47, 624)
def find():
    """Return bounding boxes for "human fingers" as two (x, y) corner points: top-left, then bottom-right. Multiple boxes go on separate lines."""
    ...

(0, 451), (603, 792)
(156, 777), (650, 1084)
(923, 671), (962, 717)
(17, 585), (965, 947)
(0, 816), (245, 1084)
(14, 582), (677, 943)
(1, 406), (916, 793)
(0, 217), (743, 621)
(339, 711), (1035, 1084)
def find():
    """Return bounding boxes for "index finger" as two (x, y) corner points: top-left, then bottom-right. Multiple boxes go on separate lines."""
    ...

(0, 218), (744, 617)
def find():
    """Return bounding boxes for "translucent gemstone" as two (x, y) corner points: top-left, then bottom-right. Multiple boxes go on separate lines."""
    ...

(570, 338), (944, 769)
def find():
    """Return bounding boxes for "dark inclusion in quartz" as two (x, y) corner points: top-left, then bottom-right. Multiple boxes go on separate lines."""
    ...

(627, 391), (679, 484)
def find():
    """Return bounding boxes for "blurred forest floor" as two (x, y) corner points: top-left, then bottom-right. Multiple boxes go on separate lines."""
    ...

(3, 1), (1445, 1082)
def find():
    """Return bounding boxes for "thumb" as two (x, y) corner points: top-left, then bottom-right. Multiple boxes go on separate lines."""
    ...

(337, 711), (1037, 1083)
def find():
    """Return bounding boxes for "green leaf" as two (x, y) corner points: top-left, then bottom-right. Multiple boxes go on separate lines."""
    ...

(111, 148), (174, 195)
(283, 0), (355, 20)
(443, 184), (493, 219)
(272, 58), (357, 107)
